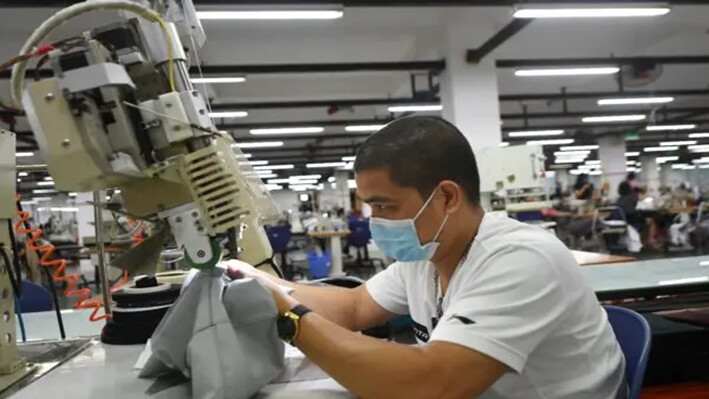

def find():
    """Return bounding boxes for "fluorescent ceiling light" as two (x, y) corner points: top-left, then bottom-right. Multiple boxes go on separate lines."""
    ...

(688, 145), (709, 151)
(37, 181), (54, 186)
(68, 192), (77, 197)
(583, 115), (646, 123)
(291, 174), (321, 180)
(646, 124), (697, 131)
(689, 132), (709, 138)
(247, 160), (269, 166)
(508, 129), (564, 137)
(234, 141), (284, 149)
(660, 141), (696, 146)
(499, 142), (510, 147)
(532, 141), (576, 147)
(256, 173), (277, 179)
(585, 160), (602, 165)
(700, 165), (709, 169)
(598, 97), (674, 106)
(44, 176), (53, 181)
(345, 125), (385, 132)
(306, 162), (347, 168)
(554, 150), (590, 156)
(196, 10), (344, 20)
(515, 67), (619, 77)
(209, 111), (248, 118)
(561, 145), (599, 151)
(513, 8), (670, 19)
(342, 156), (356, 161)
(692, 159), (709, 164)
(268, 179), (318, 185)
(387, 104), (442, 113)
(254, 164), (293, 170)
(265, 184), (283, 191)
(644, 146), (678, 152)
(250, 127), (324, 135)
(191, 77), (245, 84)
(33, 189), (55, 194)
(626, 161), (636, 165)
(589, 170), (602, 176)
(32, 197), (52, 201)
(16, 152), (34, 157)
(625, 152), (640, 157)
(656, 156), (679, 163)
(555, 159), (586, 164)
(18, 172), (28, 177)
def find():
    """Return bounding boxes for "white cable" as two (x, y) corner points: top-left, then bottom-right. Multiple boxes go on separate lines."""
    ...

(10, 0), (163, 108)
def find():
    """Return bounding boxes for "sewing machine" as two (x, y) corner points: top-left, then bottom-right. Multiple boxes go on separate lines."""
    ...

(0, 0), (283, 393)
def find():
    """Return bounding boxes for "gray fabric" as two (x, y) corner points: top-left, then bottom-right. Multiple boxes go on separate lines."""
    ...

(139, 268), (285, 399)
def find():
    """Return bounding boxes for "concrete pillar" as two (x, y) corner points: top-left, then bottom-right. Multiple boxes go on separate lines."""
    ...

(440, 23), (502, 150)
(334, 171), (351, 213)
(556, 169), (571, 191)
(659, 163), (671, 188)
(640, 155), (660, 195)
(598, 135), (627, 201)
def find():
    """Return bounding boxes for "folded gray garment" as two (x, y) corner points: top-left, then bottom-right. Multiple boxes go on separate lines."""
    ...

(139, 268), (285, 399)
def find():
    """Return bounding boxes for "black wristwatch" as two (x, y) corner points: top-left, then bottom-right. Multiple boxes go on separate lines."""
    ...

(277, 304), (312, 344)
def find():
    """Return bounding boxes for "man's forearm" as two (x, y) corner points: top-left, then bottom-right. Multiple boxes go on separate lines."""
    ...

(252, 267), (361, 330)
(294, 313), (450, 399)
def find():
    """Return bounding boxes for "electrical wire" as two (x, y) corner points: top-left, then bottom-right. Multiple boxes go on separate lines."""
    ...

(14, 196), (127, 323)
(11, 209), (66, 339)
(0, 247), (26, 342)
(13, 298), (26, 343)
(9, 0), (176, 108)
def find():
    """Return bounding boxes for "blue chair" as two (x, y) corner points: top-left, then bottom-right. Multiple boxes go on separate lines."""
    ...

(265, 225), (296, 279)
(20, 281), (54, 313)
(604, 306), (652, 399)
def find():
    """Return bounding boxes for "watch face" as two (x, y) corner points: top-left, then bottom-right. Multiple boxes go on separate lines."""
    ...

(277, 316), (296, 341)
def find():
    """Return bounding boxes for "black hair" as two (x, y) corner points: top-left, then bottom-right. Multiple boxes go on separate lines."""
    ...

(618, 181), (632, 196)
(627, 172), (636, 181)
(575, 173), (589, 186)
(354, 116), (480, 205)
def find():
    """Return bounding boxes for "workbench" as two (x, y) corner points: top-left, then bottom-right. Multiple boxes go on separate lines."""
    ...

(571, 250), (637, 266)
(11, 255), (709, 396)
(307, 230), (350, 277)
(580, 255), (709, 301)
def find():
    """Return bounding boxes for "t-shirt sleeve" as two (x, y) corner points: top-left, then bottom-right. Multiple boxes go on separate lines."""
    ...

(365, 262), (409, 315)
(429, 247), (566, 373)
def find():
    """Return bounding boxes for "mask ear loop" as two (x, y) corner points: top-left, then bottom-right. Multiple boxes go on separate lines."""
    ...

(414, 188), (440, 221)
(432, 214), (450, 242)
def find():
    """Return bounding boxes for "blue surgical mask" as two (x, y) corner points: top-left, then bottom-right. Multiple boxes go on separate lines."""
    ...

(369, 189), (449, 262)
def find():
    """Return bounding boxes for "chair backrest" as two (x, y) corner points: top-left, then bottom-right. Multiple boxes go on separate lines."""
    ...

(265, 225), (292, 253)
(348, 220), (371, 247)
(20, 281), (54, 313)
(604, 306), (652, 399)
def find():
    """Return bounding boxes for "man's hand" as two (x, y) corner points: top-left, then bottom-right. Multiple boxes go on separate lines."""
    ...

(223, 259), (299, 314)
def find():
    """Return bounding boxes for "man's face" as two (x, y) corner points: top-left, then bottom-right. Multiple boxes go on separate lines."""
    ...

(356, 168), (445, 245)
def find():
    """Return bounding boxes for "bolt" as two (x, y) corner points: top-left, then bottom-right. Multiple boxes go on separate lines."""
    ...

(197, 250), (206, 258)
(165, 103), (172, 108)
(175, 217), (182, 223)
(192, 91), (199, 97)
(199, 109), (205, 115)
(44, 93), (55, 102)
(192, 211), (199, 218)
(197, 226), (205, 233)
(61, 139), (70, 148)
(173, 126), (181, 132)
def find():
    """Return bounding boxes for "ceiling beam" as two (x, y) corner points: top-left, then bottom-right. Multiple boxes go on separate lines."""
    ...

(467, 19), (533, 63)
(502, 106), (709, 120)
(500, 89), (709, 102)
(220, 119), (392, 130)
(1, 0), (704, 7)
(210, 97), (438, 110)
(0, 61), (445, 80)
(497, 56), (709, 68)
(192, 61), (445, 75)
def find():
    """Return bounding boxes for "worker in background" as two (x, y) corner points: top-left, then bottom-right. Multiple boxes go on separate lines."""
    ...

(574, 173), (595, 215)
(224, 116), (626, 399)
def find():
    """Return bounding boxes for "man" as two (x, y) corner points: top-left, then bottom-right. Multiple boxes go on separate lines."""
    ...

(226, 116), (626, 398)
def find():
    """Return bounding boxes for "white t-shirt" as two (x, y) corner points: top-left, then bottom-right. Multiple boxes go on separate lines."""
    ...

(366, 213), (625, 399)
